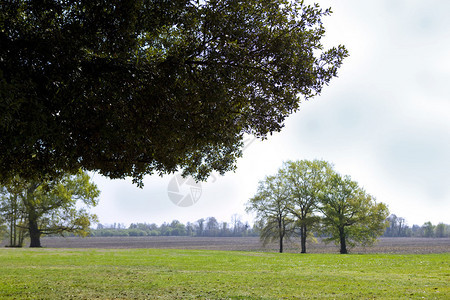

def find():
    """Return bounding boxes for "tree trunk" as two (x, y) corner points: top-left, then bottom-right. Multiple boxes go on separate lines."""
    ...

(279, 234), (283, 253)
(339, 227), (347, 254)
(18, 228), (26, 247)
(300, 225), (307, 253)
(28, 218), (42, 248)
(13, 222), (16, 246)
(9, 218), (14, 246)
(278, 218), (284, 253)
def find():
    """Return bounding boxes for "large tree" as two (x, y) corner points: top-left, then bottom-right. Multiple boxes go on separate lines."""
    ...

(0, 170), (100, 247)
(318, 173), (389, 254)
(280, 159), (331, 253)
(0, 0), (347, 185)
(246, 175), (295, 253)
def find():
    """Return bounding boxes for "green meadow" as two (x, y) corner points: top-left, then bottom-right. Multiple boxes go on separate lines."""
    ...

(0, 248), (448, 299)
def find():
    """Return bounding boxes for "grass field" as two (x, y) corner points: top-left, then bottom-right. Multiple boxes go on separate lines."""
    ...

(0, 248), (449, 299)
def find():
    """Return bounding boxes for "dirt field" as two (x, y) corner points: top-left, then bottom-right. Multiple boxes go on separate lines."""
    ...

(6, 236), (447, 254)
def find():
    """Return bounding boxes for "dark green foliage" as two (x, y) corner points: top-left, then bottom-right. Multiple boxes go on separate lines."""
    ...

(0, 0), (347, 185)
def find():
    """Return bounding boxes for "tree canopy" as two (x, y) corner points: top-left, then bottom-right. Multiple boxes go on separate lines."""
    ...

(318, 173), (389, 254)
(280, 160), (331, 253)
(0, 0), (347, 185)
(246, 174), (295, 253)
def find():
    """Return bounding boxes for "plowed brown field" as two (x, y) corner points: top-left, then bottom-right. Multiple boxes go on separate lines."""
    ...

(14, 236), (449, 254)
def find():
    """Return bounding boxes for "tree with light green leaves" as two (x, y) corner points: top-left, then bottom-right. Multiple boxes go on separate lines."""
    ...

(0, 178), (29, 247)
(434, 223), (447, 238)
(318, 173), (389, 254)
(422, 221), (435, 238)
(279, 159), (332, 253)
(246, 175), (295, 253)
(0, 170), (100, 247)
(248, 160), (389, 254)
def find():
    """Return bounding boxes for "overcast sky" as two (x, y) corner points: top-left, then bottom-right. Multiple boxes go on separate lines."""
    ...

(90, 0), (450, 227)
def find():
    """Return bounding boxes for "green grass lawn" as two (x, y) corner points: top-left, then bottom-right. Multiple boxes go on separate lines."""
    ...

(0, 248), (448, 299)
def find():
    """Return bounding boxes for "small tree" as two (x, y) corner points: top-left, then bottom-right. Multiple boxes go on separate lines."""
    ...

(0, 180), (28, 247)
(219, 222), (229, 237)
(422, 222), (435, 238)
(169, 220), (187, 236)
(196, 218), (205, 236)
(186, 222), (195, 236)
(435, 223), (446, 238)
(246, 175), (295, 253)
(205, 217), (219, 236)
(318, 173), (389, 254)
(0, 170), (100, 247)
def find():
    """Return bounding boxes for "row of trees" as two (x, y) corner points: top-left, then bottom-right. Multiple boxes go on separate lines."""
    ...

(80, 215), (450, 239)
(246, 160), (389, 254)
(92, 216), (257, 237)
(0, 170), (100, 247)
(384, 215), (450, 238)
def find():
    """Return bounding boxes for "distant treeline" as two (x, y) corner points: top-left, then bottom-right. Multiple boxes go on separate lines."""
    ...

(89, 214), (450, 239)
(382, 214), (450, 238)
(91, 216), (259, 237)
